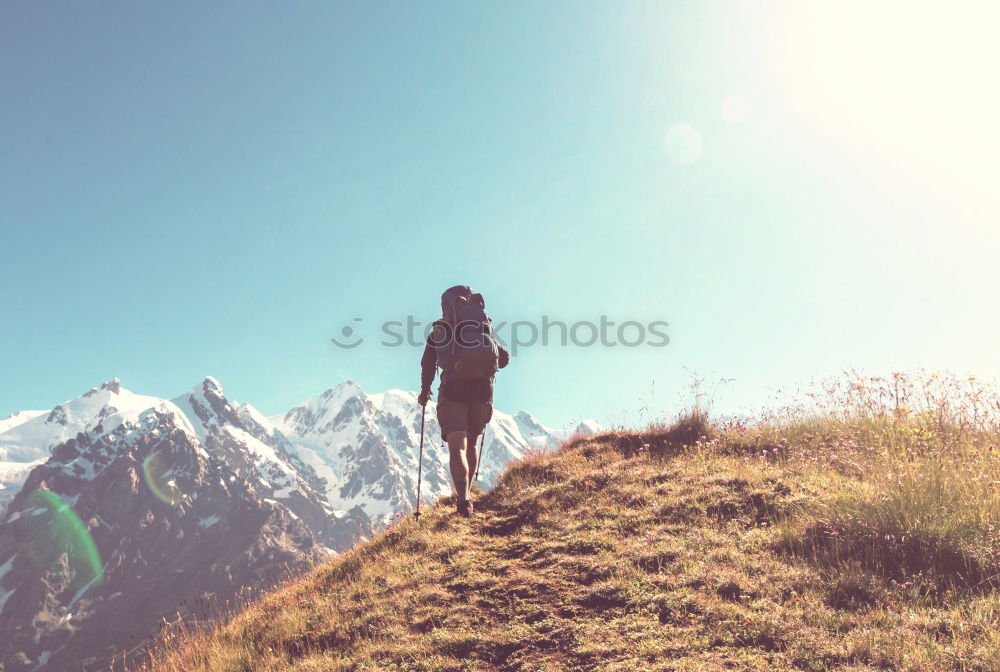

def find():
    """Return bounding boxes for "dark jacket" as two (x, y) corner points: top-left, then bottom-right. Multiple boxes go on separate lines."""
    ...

(420, 319), (510, 403)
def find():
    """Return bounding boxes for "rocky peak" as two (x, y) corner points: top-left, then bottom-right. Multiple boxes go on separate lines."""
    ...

(320, 379), (365, 404)
(99, 378), (121, 395)
(514, 410), (542, 427)
(45, 405), (68, 426)
(198, 376), (225, 400)
(178, 377), (240, 432)
(574, 419), (603, 435)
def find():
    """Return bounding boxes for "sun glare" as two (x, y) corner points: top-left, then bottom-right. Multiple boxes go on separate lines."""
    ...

(768, 1), (1000, 222)
(721, 95), (752, 124)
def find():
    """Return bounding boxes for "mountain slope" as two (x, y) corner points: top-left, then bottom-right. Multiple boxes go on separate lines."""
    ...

(0, 408), (329, 672)
(0, 411), (47, 435)
(140, 407), (999, 672)
(0, 380), (191, 517)
(0, 377), (570, 671)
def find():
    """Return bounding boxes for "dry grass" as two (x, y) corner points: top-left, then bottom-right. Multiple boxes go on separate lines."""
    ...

(133, 371), (1000, 672)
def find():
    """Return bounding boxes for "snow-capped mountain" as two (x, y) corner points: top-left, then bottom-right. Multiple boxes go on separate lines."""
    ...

(0, 379), (194, 518)
(0, 377), (582, 671)
(270, 380), (564, 521)
(0, 407), (332, 672)
(573, 419), (604, 436)
(0, 411), (47, 435)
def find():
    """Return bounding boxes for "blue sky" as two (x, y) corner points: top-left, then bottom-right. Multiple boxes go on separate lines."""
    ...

(2, 2), (998, 428)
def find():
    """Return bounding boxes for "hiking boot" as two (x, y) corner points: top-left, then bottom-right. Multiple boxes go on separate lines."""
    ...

(456, 499), (474, 518)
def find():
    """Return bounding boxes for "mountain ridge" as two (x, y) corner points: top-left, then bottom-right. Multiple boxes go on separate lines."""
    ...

(1, 377), (587, 519)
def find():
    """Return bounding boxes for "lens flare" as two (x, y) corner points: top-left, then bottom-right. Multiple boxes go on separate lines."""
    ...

(142, 449), (184, 506)
(24, 489), (104, 589)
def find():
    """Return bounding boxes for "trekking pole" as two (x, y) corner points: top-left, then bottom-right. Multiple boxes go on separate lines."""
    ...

(473, 427), (488, 484)
(415, 405), (426, 520)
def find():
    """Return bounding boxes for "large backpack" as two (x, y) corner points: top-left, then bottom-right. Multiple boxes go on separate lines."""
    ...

(434, 285), (500, 380)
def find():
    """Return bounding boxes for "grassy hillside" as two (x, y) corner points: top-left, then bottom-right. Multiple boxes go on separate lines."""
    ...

(137, 373), (999, 672)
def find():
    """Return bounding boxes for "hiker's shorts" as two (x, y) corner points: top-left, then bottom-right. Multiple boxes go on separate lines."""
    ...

(437, 396), (492, 441)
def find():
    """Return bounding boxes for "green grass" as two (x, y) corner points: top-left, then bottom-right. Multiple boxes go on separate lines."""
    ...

(136, 372), (1000, 671)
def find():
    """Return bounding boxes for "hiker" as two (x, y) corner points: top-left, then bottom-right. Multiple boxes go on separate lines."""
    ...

(418, 285), (510, 517)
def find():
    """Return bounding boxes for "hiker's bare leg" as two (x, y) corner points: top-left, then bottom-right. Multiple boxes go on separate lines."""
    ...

(466, 432), (481, 490)
(446, 430), (470, 501)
